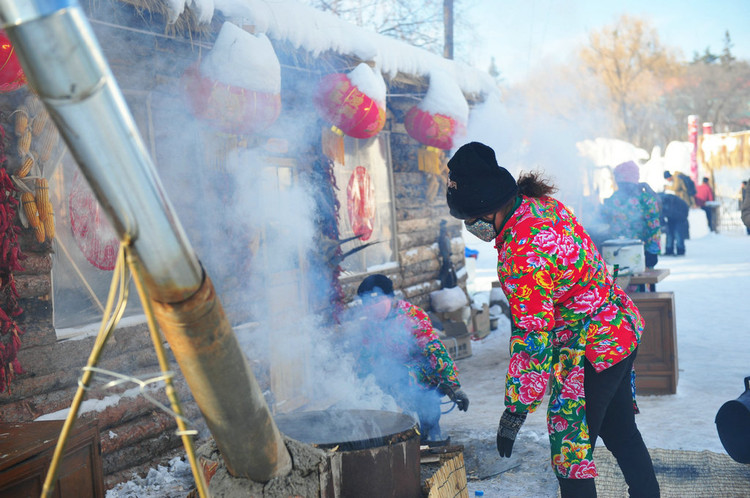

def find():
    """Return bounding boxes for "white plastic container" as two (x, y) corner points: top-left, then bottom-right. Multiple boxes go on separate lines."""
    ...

(601, 238), (645, 276)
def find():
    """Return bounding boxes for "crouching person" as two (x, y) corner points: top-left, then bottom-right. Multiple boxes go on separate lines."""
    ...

(355, 274), (469, 445)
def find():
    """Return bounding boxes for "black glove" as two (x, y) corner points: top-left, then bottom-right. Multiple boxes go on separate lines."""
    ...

(450, 389), (469, 411)
(496, 409), (527, 457)
(438, 385), (469, 411)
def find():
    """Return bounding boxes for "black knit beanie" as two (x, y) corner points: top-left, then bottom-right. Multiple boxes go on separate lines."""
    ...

(446, 142), (518, 219)
(357, 274), (394, 298)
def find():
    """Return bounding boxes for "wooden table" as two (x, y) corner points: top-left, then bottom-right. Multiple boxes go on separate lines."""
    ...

(0, 420), (104, 497)
(626, 268), (678, 395)
(629, 291), (678, 394)
(628, 268), (670, 292)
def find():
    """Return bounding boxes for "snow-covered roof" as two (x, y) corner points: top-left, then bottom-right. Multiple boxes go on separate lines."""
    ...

(163, 0), (498, 97)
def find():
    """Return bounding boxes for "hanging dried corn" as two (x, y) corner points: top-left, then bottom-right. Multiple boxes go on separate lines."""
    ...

(35, 178), (54, 240)
(24, 94), (42, 116)
(20, 192), (40, 229)
(33, 221), (45, 243)
(16, 129), (31, 157)
(43, 211), (54, 239)
(37, 123), (58, 163)
(30, 108), (48, 137)
(13, 106), (28, 136)
(16, 152), (35, 179)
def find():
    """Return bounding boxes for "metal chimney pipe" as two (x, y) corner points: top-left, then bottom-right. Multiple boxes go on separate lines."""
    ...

(0, 0), (292, 482)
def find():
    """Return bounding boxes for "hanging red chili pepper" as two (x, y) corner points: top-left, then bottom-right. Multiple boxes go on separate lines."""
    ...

(0, 126), (26, 393)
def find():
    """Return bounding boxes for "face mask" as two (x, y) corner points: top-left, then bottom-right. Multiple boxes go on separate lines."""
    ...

(465, 217), (498, 242)
(362, 295), (392, 320)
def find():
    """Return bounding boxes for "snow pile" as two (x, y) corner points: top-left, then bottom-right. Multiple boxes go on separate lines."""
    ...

(35, 386), (146, 421)
(106, 457), (195, 498)
(429, 286), (469, 312)
(576, 137), (649, 167)
(200, 22), (280, 93)
(347, 63), (386, 106)
(419, 70), (469, 124)
(662, 141), (693, 176)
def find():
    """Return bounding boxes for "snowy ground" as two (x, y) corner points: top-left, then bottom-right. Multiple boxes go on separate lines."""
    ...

(108, 216), (750, 497)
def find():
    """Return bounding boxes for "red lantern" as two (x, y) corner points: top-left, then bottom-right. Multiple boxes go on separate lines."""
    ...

(313, 73), (386, 164)
(0, 30), (26, 93)
(182, 64), (281, 136)
(404, 106), (465, 175)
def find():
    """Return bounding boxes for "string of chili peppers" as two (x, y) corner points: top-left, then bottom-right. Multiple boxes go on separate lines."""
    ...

(0, 125), (26, 393)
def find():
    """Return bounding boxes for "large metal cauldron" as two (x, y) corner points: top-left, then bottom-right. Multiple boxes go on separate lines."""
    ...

(715, 376), (750, 463)
(275, 409), (421, 498)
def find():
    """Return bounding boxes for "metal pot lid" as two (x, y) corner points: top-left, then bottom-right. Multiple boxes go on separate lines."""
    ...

(274, 409), (419, 451)
(602, 238), (643, 246)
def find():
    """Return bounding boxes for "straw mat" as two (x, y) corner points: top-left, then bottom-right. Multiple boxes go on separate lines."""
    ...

(589, 447), (750, 498)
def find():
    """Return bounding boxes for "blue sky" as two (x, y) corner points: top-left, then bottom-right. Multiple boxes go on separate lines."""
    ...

(463, 0), (750, 83)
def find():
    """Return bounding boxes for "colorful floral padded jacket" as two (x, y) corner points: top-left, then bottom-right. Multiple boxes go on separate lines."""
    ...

(601, 182), (661, 255)
(495, 196), (644, 479)
(360, 300), (461, 391)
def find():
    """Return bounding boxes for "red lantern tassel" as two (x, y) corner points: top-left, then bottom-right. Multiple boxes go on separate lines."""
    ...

(418, 146), (444, 175)
(322, 125), (345, 165)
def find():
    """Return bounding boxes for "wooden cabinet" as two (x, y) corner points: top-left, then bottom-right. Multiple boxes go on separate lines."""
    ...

(629, 292), (679, 395)
(0, 420), (104, 498)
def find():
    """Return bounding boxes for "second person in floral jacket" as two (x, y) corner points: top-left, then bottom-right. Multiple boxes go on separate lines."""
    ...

(601, 160), (661, 268)
(446, 142), (659, 498)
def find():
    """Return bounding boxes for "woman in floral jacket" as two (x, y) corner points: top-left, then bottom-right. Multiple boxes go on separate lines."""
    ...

(355, 274), (469, 444)
(601, 160), (661, 268)
(446, 142), (659, 498)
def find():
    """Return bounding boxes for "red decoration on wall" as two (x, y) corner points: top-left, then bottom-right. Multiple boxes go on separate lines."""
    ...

(0, 130), (26, 393)
(69, 171), (119, 271)
(346, 166), (375, 241)
(313, 73), (386, 164)
(404, 106), (465, 175)
(0, 30), (26, 93)
(404, 107), (463, 150)
(182, 64), (281, 135)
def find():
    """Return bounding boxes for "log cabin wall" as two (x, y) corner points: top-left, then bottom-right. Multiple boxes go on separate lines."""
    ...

(348, 96), (467, 311)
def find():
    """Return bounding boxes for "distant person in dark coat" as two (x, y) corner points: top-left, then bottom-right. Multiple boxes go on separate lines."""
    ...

(694, 177), (716, 232)
(742, 179), (750, 234)
(742, 180), (750, 235)
(658, 192), (689, 256)
(663, 170), (695, 207)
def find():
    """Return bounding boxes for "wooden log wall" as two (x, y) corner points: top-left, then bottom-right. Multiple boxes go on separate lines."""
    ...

(381, 98), (466, 311)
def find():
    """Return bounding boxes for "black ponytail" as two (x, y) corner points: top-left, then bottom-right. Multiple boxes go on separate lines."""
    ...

(517, 171), (557, 198)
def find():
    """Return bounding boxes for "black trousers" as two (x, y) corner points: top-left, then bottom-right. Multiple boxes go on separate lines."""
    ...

(558, 348), (660, 497)
(701, 206), (714, 231)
